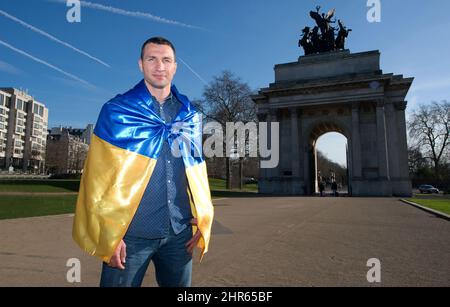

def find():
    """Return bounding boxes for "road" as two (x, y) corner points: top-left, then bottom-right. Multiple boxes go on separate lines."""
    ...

(0, 197), (448, 287)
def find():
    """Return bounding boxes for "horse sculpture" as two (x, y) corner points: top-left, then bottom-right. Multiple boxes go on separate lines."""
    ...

(299, 6), (351, 55)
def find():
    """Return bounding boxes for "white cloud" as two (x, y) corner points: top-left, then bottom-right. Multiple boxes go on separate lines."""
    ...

(0, 59), (22, 75)
(48, 75), (114, 96)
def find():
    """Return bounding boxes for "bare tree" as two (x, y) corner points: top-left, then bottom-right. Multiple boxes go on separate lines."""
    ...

(195, 71), (257, 189)
(407, 146), (429, 175)
(408, 100), (450, 180)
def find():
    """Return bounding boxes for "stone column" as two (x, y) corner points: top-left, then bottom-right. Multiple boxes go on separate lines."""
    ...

(262, 109), (279, 193)
(290, 107), (300, 177)
(300, 122), (314, 195)
(298, 110), (304, 182)
(376, 100), (390, 180)
(394, 101), (410, 179)
(257, 112), (268, 187)
(351, 102), (362, 179)
(385, 102), (399, 179)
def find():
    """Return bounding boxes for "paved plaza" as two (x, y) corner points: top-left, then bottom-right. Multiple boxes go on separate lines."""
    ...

(0, 197), (449, 287)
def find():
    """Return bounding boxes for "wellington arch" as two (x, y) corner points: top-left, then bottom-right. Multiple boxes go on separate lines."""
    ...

(252, 50), (413, 197)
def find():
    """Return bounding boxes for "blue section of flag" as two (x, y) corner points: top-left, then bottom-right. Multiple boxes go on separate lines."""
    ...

(93, 79), (204, 167)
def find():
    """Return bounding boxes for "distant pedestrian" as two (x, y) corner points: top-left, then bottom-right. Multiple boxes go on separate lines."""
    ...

(319, 181), (325, 197)
(331, 181), (338, 197)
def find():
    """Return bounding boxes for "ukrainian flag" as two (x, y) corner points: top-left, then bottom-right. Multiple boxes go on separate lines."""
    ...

(73, 80), (214, 263)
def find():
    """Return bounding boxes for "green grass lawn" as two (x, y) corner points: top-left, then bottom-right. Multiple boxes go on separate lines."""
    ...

(0, 178), (258, 220)
(0, 195), (77, 220)
(209, 178), (258, 192)
(409, 198), (450, 215)
(0, 180), (80, 193)
(0, 178), (257, 193)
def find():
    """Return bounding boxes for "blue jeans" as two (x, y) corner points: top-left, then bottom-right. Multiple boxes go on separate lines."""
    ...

(100, 225), (193, 287)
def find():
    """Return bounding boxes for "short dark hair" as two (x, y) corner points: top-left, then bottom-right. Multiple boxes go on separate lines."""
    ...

(140, 37), (176, 60)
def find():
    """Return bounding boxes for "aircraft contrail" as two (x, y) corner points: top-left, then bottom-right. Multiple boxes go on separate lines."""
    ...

(50, 0), (205, 30)
(45, 1), (208, 85)
(178, 57), (208, 85)
(0, 38), (95, 88)
(0, 9), (110, 68)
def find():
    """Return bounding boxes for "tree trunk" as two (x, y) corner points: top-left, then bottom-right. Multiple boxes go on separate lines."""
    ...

(433, 161), (440, 182)
(226, 157), (232, 190)
(239, 157), (244, 190)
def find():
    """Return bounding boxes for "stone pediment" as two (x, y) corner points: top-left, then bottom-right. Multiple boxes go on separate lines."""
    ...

(252, 50), (413, 109)
(276, 50), (381, 82)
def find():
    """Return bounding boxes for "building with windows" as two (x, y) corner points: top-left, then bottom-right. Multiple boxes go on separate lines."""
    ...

(0, 88), (48, 173)
(46, 125), (93, 175)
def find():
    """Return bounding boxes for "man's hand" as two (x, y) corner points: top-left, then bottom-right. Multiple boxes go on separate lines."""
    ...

(186, 218), (201, 256)
(108, 240), (127, 270)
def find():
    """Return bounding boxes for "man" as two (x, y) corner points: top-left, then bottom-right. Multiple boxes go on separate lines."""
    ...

(319, 180), (325, 197)
(331, 180), (338, 197)
(72, 37), (214, 287)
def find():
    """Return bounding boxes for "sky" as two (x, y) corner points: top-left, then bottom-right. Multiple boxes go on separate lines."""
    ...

(0, 0), (449, 166)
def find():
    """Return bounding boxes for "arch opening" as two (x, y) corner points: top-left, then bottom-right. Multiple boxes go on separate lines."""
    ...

(308, 123), (349, 196)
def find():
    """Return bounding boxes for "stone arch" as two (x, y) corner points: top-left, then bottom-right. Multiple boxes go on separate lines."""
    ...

(253, 50), (413, 196)
(305, 120), (350, 146)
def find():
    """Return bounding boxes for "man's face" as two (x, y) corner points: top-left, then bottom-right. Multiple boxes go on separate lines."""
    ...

(139, 43), (177, 90)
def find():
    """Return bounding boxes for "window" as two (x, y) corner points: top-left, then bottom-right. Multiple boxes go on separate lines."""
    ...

(17, 111), (24, 119)
(16, 99), (23, 110)
(34, 104), (39, 114)
(0, 123), (4, 130)
(16, 127), (23, 133)
(0, 93), (4, 106)
(18, 119), (25, 127)
(39, 105), (44, 117)
(0, 108), (5, 115)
